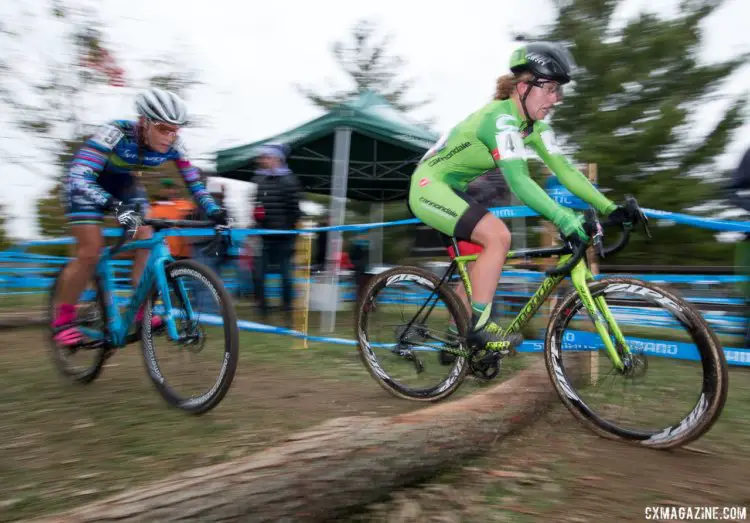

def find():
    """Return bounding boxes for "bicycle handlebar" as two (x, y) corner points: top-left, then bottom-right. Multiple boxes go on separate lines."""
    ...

(544, 195), (649, 277)
(110, 217), (231, 255)
(143, 218), (216, 229)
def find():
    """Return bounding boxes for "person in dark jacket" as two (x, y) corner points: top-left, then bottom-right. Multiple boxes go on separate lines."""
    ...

(726, 146), (750, 348)
(251, 143), (302, 326)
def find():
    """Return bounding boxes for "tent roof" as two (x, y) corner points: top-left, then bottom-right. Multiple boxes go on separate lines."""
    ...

(214, 90), (439, 202)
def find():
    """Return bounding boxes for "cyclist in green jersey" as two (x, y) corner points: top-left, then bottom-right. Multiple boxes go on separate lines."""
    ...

(408, 41), (635, 352)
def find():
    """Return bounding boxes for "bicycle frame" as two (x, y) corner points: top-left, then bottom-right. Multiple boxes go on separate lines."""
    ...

(78, 231), (186, 347)
(448, 243), (628, 370)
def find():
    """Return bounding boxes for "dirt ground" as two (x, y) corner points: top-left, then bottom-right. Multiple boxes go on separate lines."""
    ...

(1, 325), (749, 522)
(348, 366), (750, 523)
(0, 325), (495, 522)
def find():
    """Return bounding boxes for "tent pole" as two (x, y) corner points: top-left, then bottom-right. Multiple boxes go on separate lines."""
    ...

(321, 127), (352, 333)
(369, 200), (384, 266)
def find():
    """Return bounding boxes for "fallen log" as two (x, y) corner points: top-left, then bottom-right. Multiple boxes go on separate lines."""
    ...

(27, 355), (585, 523)
(0, 310), (45, 329)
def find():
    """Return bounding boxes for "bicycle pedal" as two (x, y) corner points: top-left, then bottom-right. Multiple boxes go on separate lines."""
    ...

(76, 340), (105, 350)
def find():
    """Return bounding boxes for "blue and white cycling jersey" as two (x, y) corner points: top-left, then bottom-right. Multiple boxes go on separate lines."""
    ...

(65, 119), (218, 223)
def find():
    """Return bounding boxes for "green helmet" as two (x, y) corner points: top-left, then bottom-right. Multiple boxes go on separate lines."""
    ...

(509, 41), (576, 84)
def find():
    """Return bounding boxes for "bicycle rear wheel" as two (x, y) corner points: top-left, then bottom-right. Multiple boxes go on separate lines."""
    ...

(355, 266), (471, 401)
(545, 277), (728, 449)
(47, 261), (110, 384)
(141, 259), (239, 414)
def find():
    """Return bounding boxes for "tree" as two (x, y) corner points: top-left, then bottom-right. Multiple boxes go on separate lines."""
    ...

(295, 21), (436, 263)
(0, 203), (13, 250)
(529, 0), (749, 265)
(1, 1), (129, 241)
(296, 19), (433, 122)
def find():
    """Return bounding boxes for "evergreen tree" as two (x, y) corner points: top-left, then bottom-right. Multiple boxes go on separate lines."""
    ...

(531, 0), (749, 264)
(296, 19), (433, 121)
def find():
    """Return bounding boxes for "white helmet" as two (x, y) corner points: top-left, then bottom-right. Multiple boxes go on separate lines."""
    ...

(135, 87), (188, 126)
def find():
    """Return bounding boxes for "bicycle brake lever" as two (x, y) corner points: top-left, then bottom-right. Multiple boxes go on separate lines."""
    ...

(216, 224), (232, 249)
(642, 215), (652, 240)
(593, 228), (605, 259)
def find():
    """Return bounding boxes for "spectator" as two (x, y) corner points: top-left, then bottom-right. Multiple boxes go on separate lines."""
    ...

(251, 143), (302, 327)
(189, 183), (233, 278)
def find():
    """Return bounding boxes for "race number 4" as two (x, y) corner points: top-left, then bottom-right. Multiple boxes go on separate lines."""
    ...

(493, 114), (524, 161)
(494, 130), (524, 161)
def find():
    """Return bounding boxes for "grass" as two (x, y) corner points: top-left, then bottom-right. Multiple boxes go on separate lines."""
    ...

(1, 286), (745, 522)
(0, 305), (531, 522)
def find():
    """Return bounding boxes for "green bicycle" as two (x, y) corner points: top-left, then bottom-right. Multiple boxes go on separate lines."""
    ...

(355, 197), (729, 449)
(47, 217), (240, 415)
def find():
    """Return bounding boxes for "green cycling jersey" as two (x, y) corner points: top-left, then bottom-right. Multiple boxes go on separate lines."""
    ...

(408, 98), (616, 240)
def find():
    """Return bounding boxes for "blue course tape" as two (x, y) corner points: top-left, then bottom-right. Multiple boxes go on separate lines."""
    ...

(6, 202), (750, 251)
(3, 203), (750, 367)
(185, 313), (750, 366)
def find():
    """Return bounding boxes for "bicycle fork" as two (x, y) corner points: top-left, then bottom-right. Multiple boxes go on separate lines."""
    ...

(569, 262), (629, 371)
(154, 265), (198, 343)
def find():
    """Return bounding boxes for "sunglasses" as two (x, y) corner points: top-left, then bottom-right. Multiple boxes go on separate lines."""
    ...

(149, 121), (180, 137)
(530, 80), (564, 97)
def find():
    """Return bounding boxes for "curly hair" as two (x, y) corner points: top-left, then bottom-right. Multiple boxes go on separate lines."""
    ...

(494, 71), (533, 100)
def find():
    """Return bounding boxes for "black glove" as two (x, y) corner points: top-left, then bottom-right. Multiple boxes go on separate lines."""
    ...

(208, 208), (229, 227)
(113, 201), (143, 231)
(561, 230), (588, 254)
(607, 205), (639, 227)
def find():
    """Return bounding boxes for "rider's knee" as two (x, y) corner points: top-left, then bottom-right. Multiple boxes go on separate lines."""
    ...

(472, 215), (511, 252)
(492, 221), (511, 249)
(76, 239), (103, 267)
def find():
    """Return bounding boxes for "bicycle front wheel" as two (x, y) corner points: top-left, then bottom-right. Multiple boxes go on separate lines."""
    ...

(545, 277), (728, 449)
(141, 259), (239, 415)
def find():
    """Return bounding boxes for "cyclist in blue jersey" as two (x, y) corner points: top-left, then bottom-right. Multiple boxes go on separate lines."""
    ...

(53, 87), (228, 347)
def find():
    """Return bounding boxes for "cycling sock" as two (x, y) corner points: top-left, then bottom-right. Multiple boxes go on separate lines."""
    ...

(471, 301), (491, 331)
(135, 306), (163, 326)
(52, 303), (76, 328)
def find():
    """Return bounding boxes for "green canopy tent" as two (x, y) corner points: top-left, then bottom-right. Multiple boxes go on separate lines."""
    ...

(215, 90), (438, 201)
(215, 90), (439, 331)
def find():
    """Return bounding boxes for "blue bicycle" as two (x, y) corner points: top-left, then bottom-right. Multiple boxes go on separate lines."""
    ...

(47, 217), (240, 415)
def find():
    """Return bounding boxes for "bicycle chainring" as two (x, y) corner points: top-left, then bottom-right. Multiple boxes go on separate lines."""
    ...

(470, 348), (501, 380)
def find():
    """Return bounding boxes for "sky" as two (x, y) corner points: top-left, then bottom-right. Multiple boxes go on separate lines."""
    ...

(1, 0), (749, 239)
